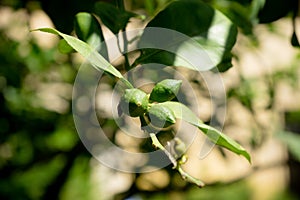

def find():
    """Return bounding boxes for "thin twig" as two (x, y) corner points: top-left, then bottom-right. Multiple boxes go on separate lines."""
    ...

(149, 133), (177, 167)
(149, 133), (205, 187)
(177, 166), (205, 188)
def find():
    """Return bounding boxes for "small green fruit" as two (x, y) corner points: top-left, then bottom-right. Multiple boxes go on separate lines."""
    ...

(149, 79), (182, 102)
(119, 88), (148, 117)
(147, 104), (176, 128)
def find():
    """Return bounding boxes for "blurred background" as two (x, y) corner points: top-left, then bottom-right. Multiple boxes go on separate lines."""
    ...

(0, 0), (300, 199)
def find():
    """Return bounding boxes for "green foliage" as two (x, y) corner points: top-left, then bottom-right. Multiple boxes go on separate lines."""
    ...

(147, 104), (176, 128)
(159, 101), (251, 162)
(33, 0), (252, 186)
(58, 39), (75, 54)
(94, 2), (137, 34)
(211, 0), (255, 35)
(187, 180), (251, 200)
(0, 9), (88, 199)
(32, 28), (130, 84)
(136, 0), (238, 72)
(3, 0), (300, 199)
(59, 156), (92, 200)
(74, 12), (105, 49)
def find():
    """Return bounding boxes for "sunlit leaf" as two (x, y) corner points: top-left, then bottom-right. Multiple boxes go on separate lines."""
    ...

(32, 28), (126, 79)
(159, 101), (251, 162)
(212, 0), (254, 35)
(135, 0), (238, 72)
(58, 39), (75, 54)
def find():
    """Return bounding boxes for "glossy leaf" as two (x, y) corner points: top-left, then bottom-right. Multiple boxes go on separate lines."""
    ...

(212, 0), (254, 35)
(159, 101), (251, 162)
(94, 2), (137, 34)
(136, 0), (238, 72)
(147, 103), (176, 128)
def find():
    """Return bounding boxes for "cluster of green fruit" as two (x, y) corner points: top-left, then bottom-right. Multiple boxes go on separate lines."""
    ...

(118, 79), (182, 129)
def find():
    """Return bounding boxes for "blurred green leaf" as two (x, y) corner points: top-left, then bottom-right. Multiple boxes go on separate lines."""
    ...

(14, 155), (66, 199)
(136, 0), (237, 72)
(74, 12), (107, 53)
(94, 2), (137, 34)
(277, 131), (300, 162)
(187, 180), (250, 200)
(250, 0), (266, 20)
(46, 128), (78, 151)
(159, 101), (251, 162)
(60, 156), (92, 200)
(145, 0), (155, 15)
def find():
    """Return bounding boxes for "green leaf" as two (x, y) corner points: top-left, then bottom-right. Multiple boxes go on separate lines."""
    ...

(58, 39), (75, 54)
(32, 28), (131, 85)
(159, 101), (251, 162)
(250, 0), (266, 21)
(147, 103), (176, 128)
(135, 0), (237, 72)
(94, 2), (137, 34)
(212, 0), (254, 35)
(74, 12), (107, 54)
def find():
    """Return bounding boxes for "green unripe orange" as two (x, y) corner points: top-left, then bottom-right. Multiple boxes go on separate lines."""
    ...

(119, 88), (149, 117)
(149, 79), (182, 102)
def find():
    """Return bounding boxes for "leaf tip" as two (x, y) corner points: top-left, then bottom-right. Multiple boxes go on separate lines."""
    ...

(29, 27), (59, 35)
(242, 150), (251, 164)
